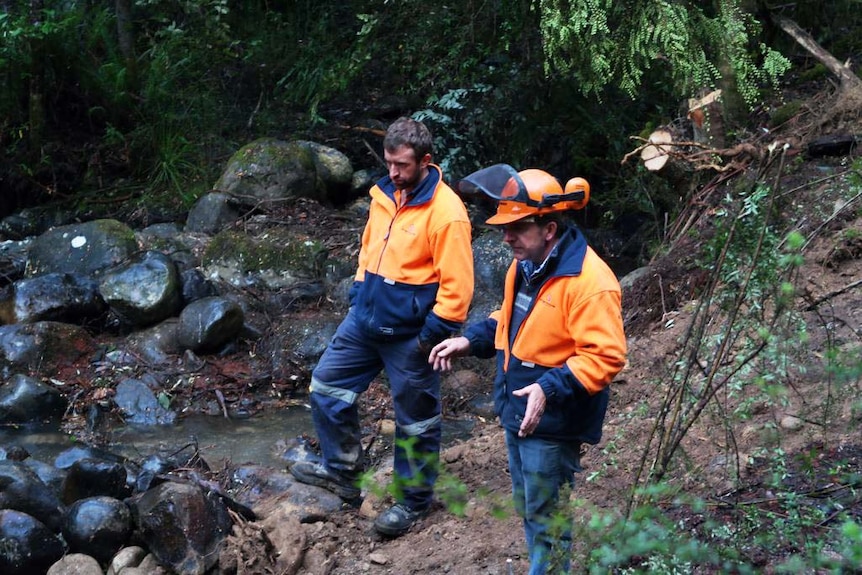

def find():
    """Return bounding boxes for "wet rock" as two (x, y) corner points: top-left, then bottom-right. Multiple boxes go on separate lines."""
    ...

(179, 268), (217, 304)
(54, 445), (128, 470)
(297, 140), (355, 205)
(185, 192), (241, 235)
(61, 458), (130, 504)
(22, 458), (67, 494)
(63, 496), (133, 564)
(10, 272), (106, 324)
(46, 553), (103, 575)
(0, 239), (29, 287)
(0, 509), (66, 575)
(124, 319), (182, 364)
(47, 553), (102, 575)
(129, 481), (233, 575)
(176, 296), (244, 353)
(0, 444), (29, 461)
(0, 373), (68, 423)
(25, 219), (137, 278)
(276, 435), (321, 468)
(0, 460), (66, 531)
(230, 465), (346, 520)
(134, 448), (212, 492)
(99, 250), (182, 328)
(0, 321), (95, 377)
(114, 378), (177, 426)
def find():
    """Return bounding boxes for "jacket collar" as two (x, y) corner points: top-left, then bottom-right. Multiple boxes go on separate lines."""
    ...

(518, 224), (588, 281)
(376, 164), (442, 206)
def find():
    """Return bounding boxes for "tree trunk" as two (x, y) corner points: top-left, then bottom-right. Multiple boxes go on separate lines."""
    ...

(28, 0), (45, 159)
(773, 14), (862, 91)
(115, 0), (138, 89)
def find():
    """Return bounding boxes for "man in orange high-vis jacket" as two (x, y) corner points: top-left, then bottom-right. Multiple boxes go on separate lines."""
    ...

(430, 164), (626, 574)
(291, 117), (474, 538)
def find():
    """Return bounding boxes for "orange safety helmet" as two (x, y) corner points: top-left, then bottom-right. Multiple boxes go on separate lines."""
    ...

(458, 164), (589, 225)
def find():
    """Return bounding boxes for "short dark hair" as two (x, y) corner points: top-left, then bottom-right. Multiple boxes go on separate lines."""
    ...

(384, 117), (433, 159)
(536, 213), (567, 238)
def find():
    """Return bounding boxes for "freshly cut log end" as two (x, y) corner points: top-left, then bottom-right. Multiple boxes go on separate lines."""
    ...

(641, 129), (673, 171)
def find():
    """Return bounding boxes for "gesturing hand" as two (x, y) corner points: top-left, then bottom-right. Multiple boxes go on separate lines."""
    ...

(428, 336), (470, 372)
(512, 383), (546, 437)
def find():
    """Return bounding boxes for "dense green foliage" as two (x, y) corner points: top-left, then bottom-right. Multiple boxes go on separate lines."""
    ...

(0, 1), (856, 218)
(537, 1), (791, 105)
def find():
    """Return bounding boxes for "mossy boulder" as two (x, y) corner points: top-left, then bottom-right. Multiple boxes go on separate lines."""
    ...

(201, 228), (328, 289)
(214, 138), (319, 208)
(25, 219), (137, 278)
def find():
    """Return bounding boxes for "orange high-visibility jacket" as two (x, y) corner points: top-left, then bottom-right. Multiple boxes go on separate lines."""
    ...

(350, 164), (474, 345)
(465, 225), (626, 443)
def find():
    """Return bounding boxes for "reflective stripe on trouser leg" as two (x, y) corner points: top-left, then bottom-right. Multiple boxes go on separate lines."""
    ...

(309, 311), (383, 476)
(310, 382), (364, 475)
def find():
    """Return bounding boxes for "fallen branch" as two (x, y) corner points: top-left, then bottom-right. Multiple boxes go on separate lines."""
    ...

(773, 15), (862, 90)
(803, 278), (862, 311)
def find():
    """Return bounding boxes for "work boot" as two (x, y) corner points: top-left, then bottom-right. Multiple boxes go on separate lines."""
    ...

(290, 461), (361, 501)
(373, 503), (429, 537)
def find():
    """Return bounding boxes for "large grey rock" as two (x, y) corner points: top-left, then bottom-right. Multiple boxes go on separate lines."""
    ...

(113, 378), (177, 426)
(0, 460), (66, 531)
(130, 481), (233, 575)
(0, 509), (66, 575)
(0, 373), (67, 423)
(176, 296), (244, 353)
(201, 227), (327, 289)
(9, 272), (105, 324)
(99, 251), (182, 328)
(185, 191), (241, 234)
(25, 219), (137, 278)
(296, 140), (354, 205)
(214, 138), (318, 208)
(63, 496), (132, 564)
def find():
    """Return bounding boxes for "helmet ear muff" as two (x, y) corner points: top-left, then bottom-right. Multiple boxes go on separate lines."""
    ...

(563, 177), (590, 210)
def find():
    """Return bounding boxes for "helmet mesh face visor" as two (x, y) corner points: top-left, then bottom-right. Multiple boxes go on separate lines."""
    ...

(458, 164), (526, 202)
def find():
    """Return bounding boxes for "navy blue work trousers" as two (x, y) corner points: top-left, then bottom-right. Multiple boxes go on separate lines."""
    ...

(309, 309), (441, 510)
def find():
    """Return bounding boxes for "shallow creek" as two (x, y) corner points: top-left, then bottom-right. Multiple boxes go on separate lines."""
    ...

(2, 408), (475, 469)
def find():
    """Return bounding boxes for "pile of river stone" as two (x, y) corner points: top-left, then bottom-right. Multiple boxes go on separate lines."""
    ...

(0, 441), (247, 574)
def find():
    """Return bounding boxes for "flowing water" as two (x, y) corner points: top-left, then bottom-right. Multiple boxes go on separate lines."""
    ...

(2, 407), (474, 469)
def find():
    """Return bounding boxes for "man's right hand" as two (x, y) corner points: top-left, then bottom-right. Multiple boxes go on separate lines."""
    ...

(429, 336), (470, 372)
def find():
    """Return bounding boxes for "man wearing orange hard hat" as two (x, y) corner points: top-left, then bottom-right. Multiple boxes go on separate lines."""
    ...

(430, 164), (627, 574)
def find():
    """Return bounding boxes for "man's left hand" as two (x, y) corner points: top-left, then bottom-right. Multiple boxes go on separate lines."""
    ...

(512, 383), (546, 437)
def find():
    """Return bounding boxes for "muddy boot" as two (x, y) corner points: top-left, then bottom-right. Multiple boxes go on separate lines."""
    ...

(373, 503), (430, 537)
(290, 461), (361, 501)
